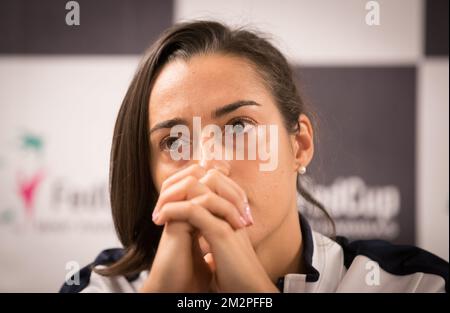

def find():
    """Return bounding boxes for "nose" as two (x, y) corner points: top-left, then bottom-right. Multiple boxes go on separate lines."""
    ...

(197, 133), (231, 175)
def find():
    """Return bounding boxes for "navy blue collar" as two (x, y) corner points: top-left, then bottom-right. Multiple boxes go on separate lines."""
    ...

(276, 213), (320, 292)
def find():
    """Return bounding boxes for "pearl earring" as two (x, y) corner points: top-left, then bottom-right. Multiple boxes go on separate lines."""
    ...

(298, 166), (307, 175)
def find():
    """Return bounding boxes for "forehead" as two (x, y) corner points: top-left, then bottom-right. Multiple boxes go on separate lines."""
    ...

(148, 54), (271, 124)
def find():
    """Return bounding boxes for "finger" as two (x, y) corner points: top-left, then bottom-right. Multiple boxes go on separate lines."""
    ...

(160, 164), (207, 195)
(192, 233), (214, 278)
(154, 200), (233, 246)
(190, 192), (247, 229)
(155, 191), (246, 230)
(199, 168), (252, 224)
(203, 253), (216, 273)
(201, 159), (231, 176)
(154, 175), (208, 216)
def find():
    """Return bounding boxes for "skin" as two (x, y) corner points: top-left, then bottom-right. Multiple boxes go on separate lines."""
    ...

(139, 53), (314, 292)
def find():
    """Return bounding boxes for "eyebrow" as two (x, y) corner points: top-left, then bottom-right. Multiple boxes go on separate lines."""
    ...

(149, 117), (188, 135)
(212, 100), (261, 119)
(149, 100), (261, 135)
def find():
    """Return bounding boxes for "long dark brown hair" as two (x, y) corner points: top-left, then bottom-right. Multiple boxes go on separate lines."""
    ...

(96, 20), (335, 277)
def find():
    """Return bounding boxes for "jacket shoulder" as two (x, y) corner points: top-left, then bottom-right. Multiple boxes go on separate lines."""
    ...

(335, 236), (449, 292)
(59, 248), (140, 293)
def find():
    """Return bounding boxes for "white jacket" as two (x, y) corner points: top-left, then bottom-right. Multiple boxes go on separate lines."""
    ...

(60, 214), (448, 293)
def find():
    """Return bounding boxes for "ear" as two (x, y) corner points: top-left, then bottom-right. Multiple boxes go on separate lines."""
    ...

(291, 114), (314, 172)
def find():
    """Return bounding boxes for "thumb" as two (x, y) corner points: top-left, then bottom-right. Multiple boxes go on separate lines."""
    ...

(203, 252), (216, 272)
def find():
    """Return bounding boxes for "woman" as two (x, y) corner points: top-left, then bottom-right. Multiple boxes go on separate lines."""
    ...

(60, 20), (448, 293)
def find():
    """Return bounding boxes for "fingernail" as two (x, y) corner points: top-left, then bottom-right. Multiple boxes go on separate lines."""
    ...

(244, 204), (254, 225)
(239, 216), (248, 227)
(213, 164), (230, 175)
(152, 211), (159, 222)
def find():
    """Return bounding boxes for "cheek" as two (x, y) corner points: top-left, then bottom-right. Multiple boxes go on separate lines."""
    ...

(230, 126), (295, 203)
(244, 168), (295, 246)
(253, 167), (293, 214)
(150, 160), (177, 192)
(150, 146), (192, 192)
(231, 134), (296, 242)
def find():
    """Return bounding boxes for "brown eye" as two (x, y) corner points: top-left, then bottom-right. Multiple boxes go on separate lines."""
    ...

(160, 136), (189, 152)
(232, 121), (246, 133)
(225, 118), (255, 136)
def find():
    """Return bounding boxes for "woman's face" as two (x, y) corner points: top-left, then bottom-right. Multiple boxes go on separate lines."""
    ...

(148, 53), (313, 248)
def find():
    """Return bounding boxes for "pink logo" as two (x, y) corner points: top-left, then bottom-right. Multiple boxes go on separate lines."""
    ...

(17, 170), (45, 217)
